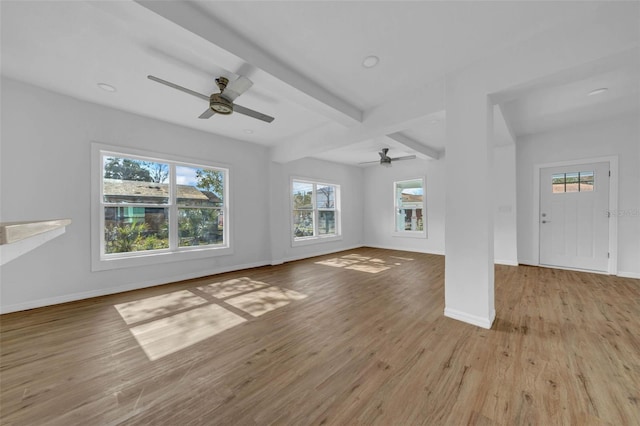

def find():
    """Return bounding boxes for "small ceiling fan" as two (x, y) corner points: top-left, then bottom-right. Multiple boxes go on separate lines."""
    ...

(147, 74), (275, 123)
(359, 148), (416, 167)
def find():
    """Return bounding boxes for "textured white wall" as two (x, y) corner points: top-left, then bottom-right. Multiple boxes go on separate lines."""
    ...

(0, 78), (272, 312)
(516, 114), (640, 277)
(362, 158), (446, 255)
(269, 158), (364, 264)
(493, 145), (518, 266)
(0, 78), (366, 312)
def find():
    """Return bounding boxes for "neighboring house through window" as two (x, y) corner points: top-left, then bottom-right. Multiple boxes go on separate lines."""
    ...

(291, 178), (341, 246)
(92, 144), (230, 271)
(394, 178), (426, 238)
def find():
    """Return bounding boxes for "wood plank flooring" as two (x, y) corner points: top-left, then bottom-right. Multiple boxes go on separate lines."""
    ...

(1, 247), (639, 425)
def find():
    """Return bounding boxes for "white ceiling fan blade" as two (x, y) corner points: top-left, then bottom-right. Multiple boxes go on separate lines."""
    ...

(222, 75), (253, 101)
(147, 75), (209, 101)
(234, 104), (274, 123)
(390, 155), (417, 161)
(198, 108), (215, 119)
(358, 160), (381, 165)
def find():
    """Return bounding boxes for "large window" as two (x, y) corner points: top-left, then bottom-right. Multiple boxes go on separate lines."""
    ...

(394, 178), (426, 237)
(93, 145), (229, 270)
(291, 179), (340, 245)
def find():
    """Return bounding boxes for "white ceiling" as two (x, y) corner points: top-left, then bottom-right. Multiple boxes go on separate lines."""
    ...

(1, 1), (638, 166)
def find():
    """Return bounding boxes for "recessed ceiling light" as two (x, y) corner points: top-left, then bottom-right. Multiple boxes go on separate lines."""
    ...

(244, 129), (254, 134)
(588, 87), (608, 96)
(362, 55), (379, 69)
(97, 83), (117, 93)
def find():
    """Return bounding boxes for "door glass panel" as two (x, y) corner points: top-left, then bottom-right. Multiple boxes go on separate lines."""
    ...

(565, 172), (579, 193)
(579, 171), (594, 192)
(552, 173), (565, 193)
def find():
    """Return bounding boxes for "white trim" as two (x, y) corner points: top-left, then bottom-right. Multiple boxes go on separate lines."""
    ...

(291, 235), (343, 247)
(532, 156), (618, 274)
(617, 271), (640, 279)
(392, 231), (426, 239)
(290, 176), (342, 247)
(91, 142), (233, 272)
(0, 260), (270, 314)
(444, 307), (496, 329)
(364, 243), (445, 256)
(276, 244), (364, 265)
(495, 259), (518, 266)
(535, 263), (609, 275)
(393, 177), (427, 238)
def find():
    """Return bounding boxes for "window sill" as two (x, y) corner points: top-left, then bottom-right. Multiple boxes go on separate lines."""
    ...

(392, 231), (427, 239)
(92, 245), (233, 271)
(291, 235), (342, 247)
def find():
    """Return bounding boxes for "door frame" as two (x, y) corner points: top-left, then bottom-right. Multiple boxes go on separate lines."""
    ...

(532, 155), (618, 274)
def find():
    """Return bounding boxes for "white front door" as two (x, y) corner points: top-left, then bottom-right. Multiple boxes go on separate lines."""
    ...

(539, 162), (610, 272)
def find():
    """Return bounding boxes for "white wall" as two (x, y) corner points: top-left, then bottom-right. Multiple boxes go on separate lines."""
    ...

(0, 78), (367, 313)
(362, 158), (446, 255)
(0, 78), (273, 312)
(516, 114), (640, 277)
(361, 149), (518, 266)
(269, 158), (364, 264)
(494, 144), (518, 265)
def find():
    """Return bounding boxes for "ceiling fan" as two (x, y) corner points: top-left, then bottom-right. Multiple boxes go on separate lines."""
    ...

(147, 74), (275, 123)
(359, 148), (416, 167)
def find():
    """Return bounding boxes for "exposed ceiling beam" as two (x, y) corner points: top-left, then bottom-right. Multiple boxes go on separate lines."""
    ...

(271, 78), (446, 163)
(135, 0), (362, 126)
(386, 132), (441, 160)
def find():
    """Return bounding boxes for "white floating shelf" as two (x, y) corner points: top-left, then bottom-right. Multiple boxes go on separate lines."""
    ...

(0, 219), (71, 266)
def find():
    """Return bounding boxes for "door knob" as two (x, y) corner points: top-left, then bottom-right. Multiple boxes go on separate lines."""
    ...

(542, 220), (551, 224)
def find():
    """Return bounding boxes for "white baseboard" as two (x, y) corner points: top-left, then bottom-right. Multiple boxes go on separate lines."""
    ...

(277, 244), (364, 265)
(363, 243), (445, 256)
(444, 307), (496, 329)
(0, 260), (271, 314)
(618, 271), (640, 279)
(495, 259), (519, 266)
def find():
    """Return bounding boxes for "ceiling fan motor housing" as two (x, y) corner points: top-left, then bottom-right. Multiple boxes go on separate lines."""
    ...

(209, 93), (233, 115)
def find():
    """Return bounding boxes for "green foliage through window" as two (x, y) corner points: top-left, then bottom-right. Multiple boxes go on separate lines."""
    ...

(101, 152), (227, 257)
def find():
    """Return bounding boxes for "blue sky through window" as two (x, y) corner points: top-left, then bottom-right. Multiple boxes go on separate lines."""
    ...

(176, 166), (199, 187)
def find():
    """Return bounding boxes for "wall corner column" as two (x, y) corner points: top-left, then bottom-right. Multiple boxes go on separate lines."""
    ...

(443, 73), (496, 329)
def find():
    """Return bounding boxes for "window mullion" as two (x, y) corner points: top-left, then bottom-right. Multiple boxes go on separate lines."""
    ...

(169, 163), (178, 251)
(313, 183), (318, 237)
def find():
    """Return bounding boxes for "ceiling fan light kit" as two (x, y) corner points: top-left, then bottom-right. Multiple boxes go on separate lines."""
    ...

(147, 73), (275, 123)
(209, 93), (233, 115)
(359, 148), (416, 167)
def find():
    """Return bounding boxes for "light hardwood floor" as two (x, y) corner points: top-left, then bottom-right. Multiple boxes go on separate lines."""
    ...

(1, 248), (639, 425)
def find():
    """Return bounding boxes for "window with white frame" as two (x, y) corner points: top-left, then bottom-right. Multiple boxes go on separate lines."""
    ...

(394, 178), (426, 237)
(94, 146), (229, 269)
(291, 179), (340, 244)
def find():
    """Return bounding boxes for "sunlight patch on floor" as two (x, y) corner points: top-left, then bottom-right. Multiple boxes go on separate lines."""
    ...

(197, 277), (269, 299)
(114, 290), (207, 325)
(225, 286), (308, 317)
(115, 281), (308, 361)
(345, 263), (391, 273)
(315, 258), (360, 268)
(390, 255), (414, 261)
(315, 254), (396, 274)
(129, 304), (246, 361)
